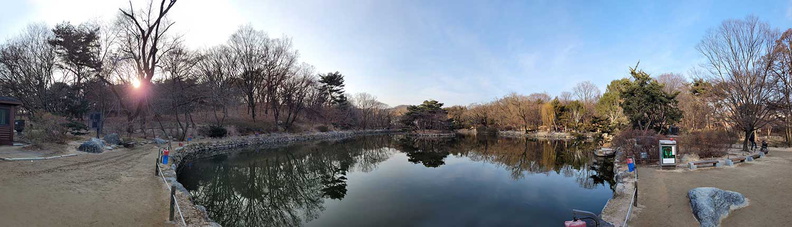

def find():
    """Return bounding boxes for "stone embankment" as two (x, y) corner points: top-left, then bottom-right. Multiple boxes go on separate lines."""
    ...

(497, 130), (578, 139)
(600, 156), (637, 227)
(409, 132), (457, 138)
(159, 130), (397, 226)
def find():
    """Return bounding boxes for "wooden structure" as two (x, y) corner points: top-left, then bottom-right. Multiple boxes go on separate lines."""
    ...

(688, 160), (721, 169)
(0, 97), (21, 146)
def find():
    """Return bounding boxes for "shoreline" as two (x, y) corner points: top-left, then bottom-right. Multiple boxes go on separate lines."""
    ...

(599, 157), (637, 227)
(162, 130), (603, 226)
(162, 130), (400, 226)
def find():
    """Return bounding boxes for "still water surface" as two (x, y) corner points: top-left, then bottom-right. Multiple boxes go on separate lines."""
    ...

(177, 135), (615, 227)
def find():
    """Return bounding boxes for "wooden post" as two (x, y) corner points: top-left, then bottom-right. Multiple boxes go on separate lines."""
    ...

(170, 185), (176, 222)
(634, 171), (639, 207)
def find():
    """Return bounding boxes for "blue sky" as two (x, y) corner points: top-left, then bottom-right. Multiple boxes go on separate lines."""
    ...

(2, 0), (792, 106)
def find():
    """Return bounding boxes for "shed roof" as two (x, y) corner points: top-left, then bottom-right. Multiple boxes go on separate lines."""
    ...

(0, 96), (22, 105)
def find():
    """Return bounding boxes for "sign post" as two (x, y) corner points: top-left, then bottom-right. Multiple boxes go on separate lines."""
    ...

(659, 140), (677, 167)
(90, 112), (103, 139)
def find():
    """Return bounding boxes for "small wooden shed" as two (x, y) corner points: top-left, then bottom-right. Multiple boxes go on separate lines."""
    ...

(0, 97), (21, 146)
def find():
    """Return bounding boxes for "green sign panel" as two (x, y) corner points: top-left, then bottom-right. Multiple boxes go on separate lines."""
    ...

(662, 146), (674, 159)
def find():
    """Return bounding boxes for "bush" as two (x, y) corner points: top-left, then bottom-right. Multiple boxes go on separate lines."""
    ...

(612, 129), (663, 162)
(61, 120), (88, 134)
(678, 130), (735, 158)
(475, 126), (498, 135)
(226, 119), (277, 135)
(315, 125), (330, 132)
(26, 113), (71, 145)
(199, 125), (228, 138)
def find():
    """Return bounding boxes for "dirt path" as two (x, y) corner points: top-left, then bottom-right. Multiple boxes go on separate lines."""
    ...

(0, 144), (171, 227)
(629, 148), (792, 226)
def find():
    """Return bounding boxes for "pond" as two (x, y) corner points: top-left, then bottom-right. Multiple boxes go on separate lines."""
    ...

(177, 135), (615, 227)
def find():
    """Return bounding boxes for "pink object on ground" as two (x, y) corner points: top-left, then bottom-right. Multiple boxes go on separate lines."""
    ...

(564, 220), (586, 227)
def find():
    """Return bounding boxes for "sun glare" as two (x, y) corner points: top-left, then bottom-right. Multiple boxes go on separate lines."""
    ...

(131, 79), (141, 89)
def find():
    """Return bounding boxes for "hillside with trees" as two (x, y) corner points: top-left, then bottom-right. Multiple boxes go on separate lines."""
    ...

(0, 1), (790, 156)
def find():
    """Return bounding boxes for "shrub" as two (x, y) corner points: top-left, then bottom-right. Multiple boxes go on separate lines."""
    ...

(475, 126), (498, 135)
(61, 120), (88, 134)
(226, 119), (277, 135)
(25, 113), (71, 145)
(199, 125), (228, 138)
(612, 129), (663, 162)
(678, 130), (735, 158)
(316, 125), (330, 132)
(286, 124), (307, 133)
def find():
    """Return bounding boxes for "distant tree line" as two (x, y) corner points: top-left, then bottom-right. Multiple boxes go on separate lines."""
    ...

(0, 0), (395, 141)
(1, 1), (792, 152)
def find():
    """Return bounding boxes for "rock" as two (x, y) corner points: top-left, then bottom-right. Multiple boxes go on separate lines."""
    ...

(153, 138), (168, 145)
(195, 205), (208, 217)
(103, 133), (122, 145)
(78, 138), (105, 153)
(688, 187), (749, 227)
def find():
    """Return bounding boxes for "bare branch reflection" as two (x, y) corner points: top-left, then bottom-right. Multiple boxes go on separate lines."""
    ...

(178, 135), (614, 226)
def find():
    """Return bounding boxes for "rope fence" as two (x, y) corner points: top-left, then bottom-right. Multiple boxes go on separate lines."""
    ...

(156, 148), (187, 226)
(622, 171), (639, 227)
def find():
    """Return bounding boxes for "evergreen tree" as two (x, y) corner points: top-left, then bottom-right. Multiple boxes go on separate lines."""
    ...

(319, 71), (348, 106)
(401, 100), (450, 131)
(620, 66), (683, 133)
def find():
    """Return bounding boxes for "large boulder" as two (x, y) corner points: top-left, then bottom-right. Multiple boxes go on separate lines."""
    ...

(688, 187), (749, 227)
(78, 138), (105, 153)
(103, 133), (122, 145)
(152, 137), (168, 145)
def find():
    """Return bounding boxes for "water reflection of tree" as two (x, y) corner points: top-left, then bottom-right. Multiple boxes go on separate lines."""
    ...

(392, 136), (614, 190)
(179, 135), (615, 226)
(449, 137), (611, 190)
(180, 136), (396, 227)
(393, 136), (453, 168)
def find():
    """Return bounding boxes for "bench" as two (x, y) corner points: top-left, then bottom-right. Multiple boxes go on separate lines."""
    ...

(689, 160), (721, 170)
(729, 156), (747, 163)
(725, 153), (766, 166)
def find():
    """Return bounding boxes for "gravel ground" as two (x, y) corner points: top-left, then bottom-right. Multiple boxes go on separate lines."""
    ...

(0, 143), (171, 227)
(629, 147), (792, 226)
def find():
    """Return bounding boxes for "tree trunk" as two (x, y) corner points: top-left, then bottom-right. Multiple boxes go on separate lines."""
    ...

(786, 127), (792, 147)
(743, 130), (750, 151)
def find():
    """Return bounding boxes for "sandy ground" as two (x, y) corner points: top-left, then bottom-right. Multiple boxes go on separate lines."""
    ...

(0, 141), (77, 159)
(0, 143), (171, 227)
(629, 147), (792, 226)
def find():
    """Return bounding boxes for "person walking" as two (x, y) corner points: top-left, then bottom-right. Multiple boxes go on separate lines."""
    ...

(749, 131), (757, 151)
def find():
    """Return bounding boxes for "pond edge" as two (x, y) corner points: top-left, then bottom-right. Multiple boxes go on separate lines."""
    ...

(162, 130), (400, 226)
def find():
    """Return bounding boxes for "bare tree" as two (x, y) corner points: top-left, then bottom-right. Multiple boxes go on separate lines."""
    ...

(770, 28), (792, 146)
(655, 73), (687, 94)
(196, 46), (236, 126)
(0, 23), (57, 115)
(353, 92), (388, 129)
(572, 81), (601, 105)
(279, 63), (317, 130)
(156, 46), (202, 140)
(264, 37), (298, 125)
(225, 26), (298, 123)
(696, 16), (779, 151)
(559, 91), (573, 104)
(115, 0), (179, 133)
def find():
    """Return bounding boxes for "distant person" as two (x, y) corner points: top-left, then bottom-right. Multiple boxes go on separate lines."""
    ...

(749, 131), (757, 151)
(761, 140), (769, 154)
